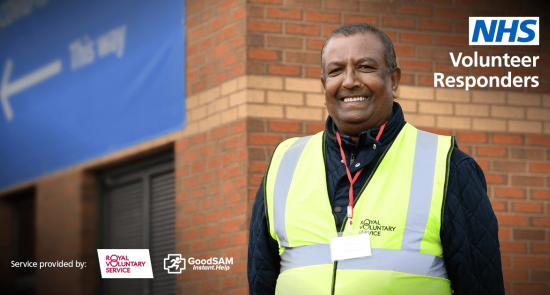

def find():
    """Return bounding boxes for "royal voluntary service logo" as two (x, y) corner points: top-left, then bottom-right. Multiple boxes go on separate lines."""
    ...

(97, 249), (153, 278)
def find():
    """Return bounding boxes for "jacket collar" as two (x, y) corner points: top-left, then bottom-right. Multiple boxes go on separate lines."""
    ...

(325, 102), (406, 150)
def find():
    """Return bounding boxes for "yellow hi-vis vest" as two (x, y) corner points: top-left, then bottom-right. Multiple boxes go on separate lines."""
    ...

(264, 123), (455, 295)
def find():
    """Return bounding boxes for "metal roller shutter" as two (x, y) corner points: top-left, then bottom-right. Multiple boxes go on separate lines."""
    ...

(99, 154), (175, 295)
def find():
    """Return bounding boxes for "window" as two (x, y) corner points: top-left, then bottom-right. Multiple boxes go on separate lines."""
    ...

(99, 154), (175, 295)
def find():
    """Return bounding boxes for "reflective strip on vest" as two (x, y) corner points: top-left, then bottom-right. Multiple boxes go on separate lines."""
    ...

(281, 244), (447, 279)
(273, 135), (313, 248)
(401, 130), (438, 252)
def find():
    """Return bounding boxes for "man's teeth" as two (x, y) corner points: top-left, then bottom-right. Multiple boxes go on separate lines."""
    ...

(343, 97), (366, 102)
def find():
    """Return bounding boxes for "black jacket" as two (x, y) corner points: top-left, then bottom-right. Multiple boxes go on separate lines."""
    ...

(248, 102), (505, 294)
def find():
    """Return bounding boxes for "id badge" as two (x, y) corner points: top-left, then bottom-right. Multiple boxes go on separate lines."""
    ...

(329, 230), (372, 262)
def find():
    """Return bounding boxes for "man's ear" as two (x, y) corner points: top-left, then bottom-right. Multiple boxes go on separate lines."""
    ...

(321, 76), (327, 106)
(390, 67), (401, 99)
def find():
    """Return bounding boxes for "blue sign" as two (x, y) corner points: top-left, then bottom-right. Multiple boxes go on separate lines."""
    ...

(0, 0), (185, 190)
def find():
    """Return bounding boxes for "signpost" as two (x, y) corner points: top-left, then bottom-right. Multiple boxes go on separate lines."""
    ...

(0, 0), (185, 190)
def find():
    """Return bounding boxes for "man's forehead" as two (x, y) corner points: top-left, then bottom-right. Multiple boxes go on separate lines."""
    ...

(325, 33), (384, 54)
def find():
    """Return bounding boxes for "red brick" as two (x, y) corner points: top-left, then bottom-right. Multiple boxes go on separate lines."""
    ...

(501, 242), (526, 253)
(495, 188), (524, 199)
(231, 233), (247, 245)
(192, 188), (205, 198)
(394, 45), (414, 57)
(184, 177), (198, 188)
(268, 36), (303, 49)
(511, 148), (544, 160)
(268, 65), (300, 76)
(485, 174), (506, 184)
(223, 277), (238, 289)
(475, 159), (489, 171)
(184, 229), (199, 240)
(457, 0), (488, 6)
(477, 147), (507, 157)
(383, 17), (414, 28)
(306, 11), (339, 23)
(250, 134), (282, 145)
(222, 219), (242, 233)
(175, 139), (189, 152)
(200, 64), (215, 76)
(222, 25), (237, 41)
(532, 190), (550, 199)
(189, 1), (205, 13)
(222, 54), (236, 67)
(436, 63), (468, 74)
(531, 162), (550, 173)
(515, 229), (546, 240)
(513, 202), (542, 213)
(419, 20), (452, 31)
(267, 8), (301, 20)
(231, 7), (246, 21)
(514, 284), (546, 294)
(437, 35), (469, 46)
(201, 280), (218, 293)
(501, 256), (510, 267)
(192, 240), (207, 252)
(250, 0), (282, 3)
(514, 256), (546, 268)
(490, 201), (506, 211)
(223, 181), (234, 193)
(499, 227), (510, 240)
(307, 123), (325, 133)
(223, 153), (235, 166)
(211, 72), (227, 85)
(237, 149), (247, 161)
(435, 7), (468, 19)
(248, 21), (281, 33)
(270, 121), (300, 132)
(192, 134), (205, 144)
(343, 15), (378, 25)
(512, 175), (544, 187)
(231, 37), (245, 48)
(228, 192), (240, 204)
(235, 176), (247, 188)
(401, 60), (432, 71)
(401, 5), (432, 16)
(493, 134), (523, 145)
(192, 214), (205, 226)
(211, 237), (229, 249)
(493, 161), (526, 172)
(201, 225), (218, 237)
(249, 49), (278, 60)
(209, 15), (228, 32)
(189, 28), (206, 42)
(503, 269), (528, 281)
(227, 166), (241, 178)
(533, 243), (550, 253)
(231, 121), (246, 134)
(307, 39), (324, 50)
(401, 33), (433, 44)
(533, 217), (550, 227)
(286, 23), (320, 36)
(496, 214), (527, 225)
(457, 131), (487, 143)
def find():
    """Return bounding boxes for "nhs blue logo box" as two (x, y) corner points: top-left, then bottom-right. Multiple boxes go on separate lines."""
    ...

(469, 17), (539, 45)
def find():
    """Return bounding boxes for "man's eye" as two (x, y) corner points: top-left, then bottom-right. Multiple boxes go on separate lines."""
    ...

(328, 68), (341, 75)
(359, 65), (372, 69)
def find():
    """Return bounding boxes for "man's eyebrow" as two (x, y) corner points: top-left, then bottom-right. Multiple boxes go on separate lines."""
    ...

(357, 57), (378, 64)
(326, 61), (344, 68)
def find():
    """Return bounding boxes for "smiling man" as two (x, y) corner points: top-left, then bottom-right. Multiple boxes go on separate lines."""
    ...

(248, 23), (504, 295)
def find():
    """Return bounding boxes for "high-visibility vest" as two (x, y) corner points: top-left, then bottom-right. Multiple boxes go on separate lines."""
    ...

(264, 123), (454, 295)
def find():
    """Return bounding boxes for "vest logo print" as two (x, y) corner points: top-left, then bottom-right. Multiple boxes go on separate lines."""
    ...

(359, 219), (396, 236)
(469, 17), (539, 45)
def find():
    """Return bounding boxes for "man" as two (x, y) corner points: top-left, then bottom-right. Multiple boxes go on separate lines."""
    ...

(248, 23), (504, 295)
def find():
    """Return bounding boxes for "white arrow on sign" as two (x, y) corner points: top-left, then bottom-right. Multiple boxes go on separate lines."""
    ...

(1, 59), (62, 121)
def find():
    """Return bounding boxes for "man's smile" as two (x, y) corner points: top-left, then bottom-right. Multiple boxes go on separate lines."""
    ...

(341, 96), (368, 103)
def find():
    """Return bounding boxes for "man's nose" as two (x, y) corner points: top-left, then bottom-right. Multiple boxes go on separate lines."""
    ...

(342, 68), (360, 89)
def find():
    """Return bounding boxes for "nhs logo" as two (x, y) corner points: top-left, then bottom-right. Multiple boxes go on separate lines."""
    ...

(469, 17), (539, 45)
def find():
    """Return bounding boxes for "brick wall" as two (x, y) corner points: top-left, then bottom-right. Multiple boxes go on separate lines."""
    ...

(174, 121), (249, 295)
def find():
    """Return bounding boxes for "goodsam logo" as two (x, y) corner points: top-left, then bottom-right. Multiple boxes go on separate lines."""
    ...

(164, 254), (185, 274)
(469, 17), (539, 45)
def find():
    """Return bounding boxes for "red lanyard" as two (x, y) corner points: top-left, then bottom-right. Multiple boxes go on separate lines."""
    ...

(336, 122), (386, 232)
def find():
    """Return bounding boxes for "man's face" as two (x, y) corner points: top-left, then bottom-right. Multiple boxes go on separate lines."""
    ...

(321, 33), (400, 139)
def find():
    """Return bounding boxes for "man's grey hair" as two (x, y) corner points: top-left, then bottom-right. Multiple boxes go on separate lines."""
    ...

(321, 23), (397, 79)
